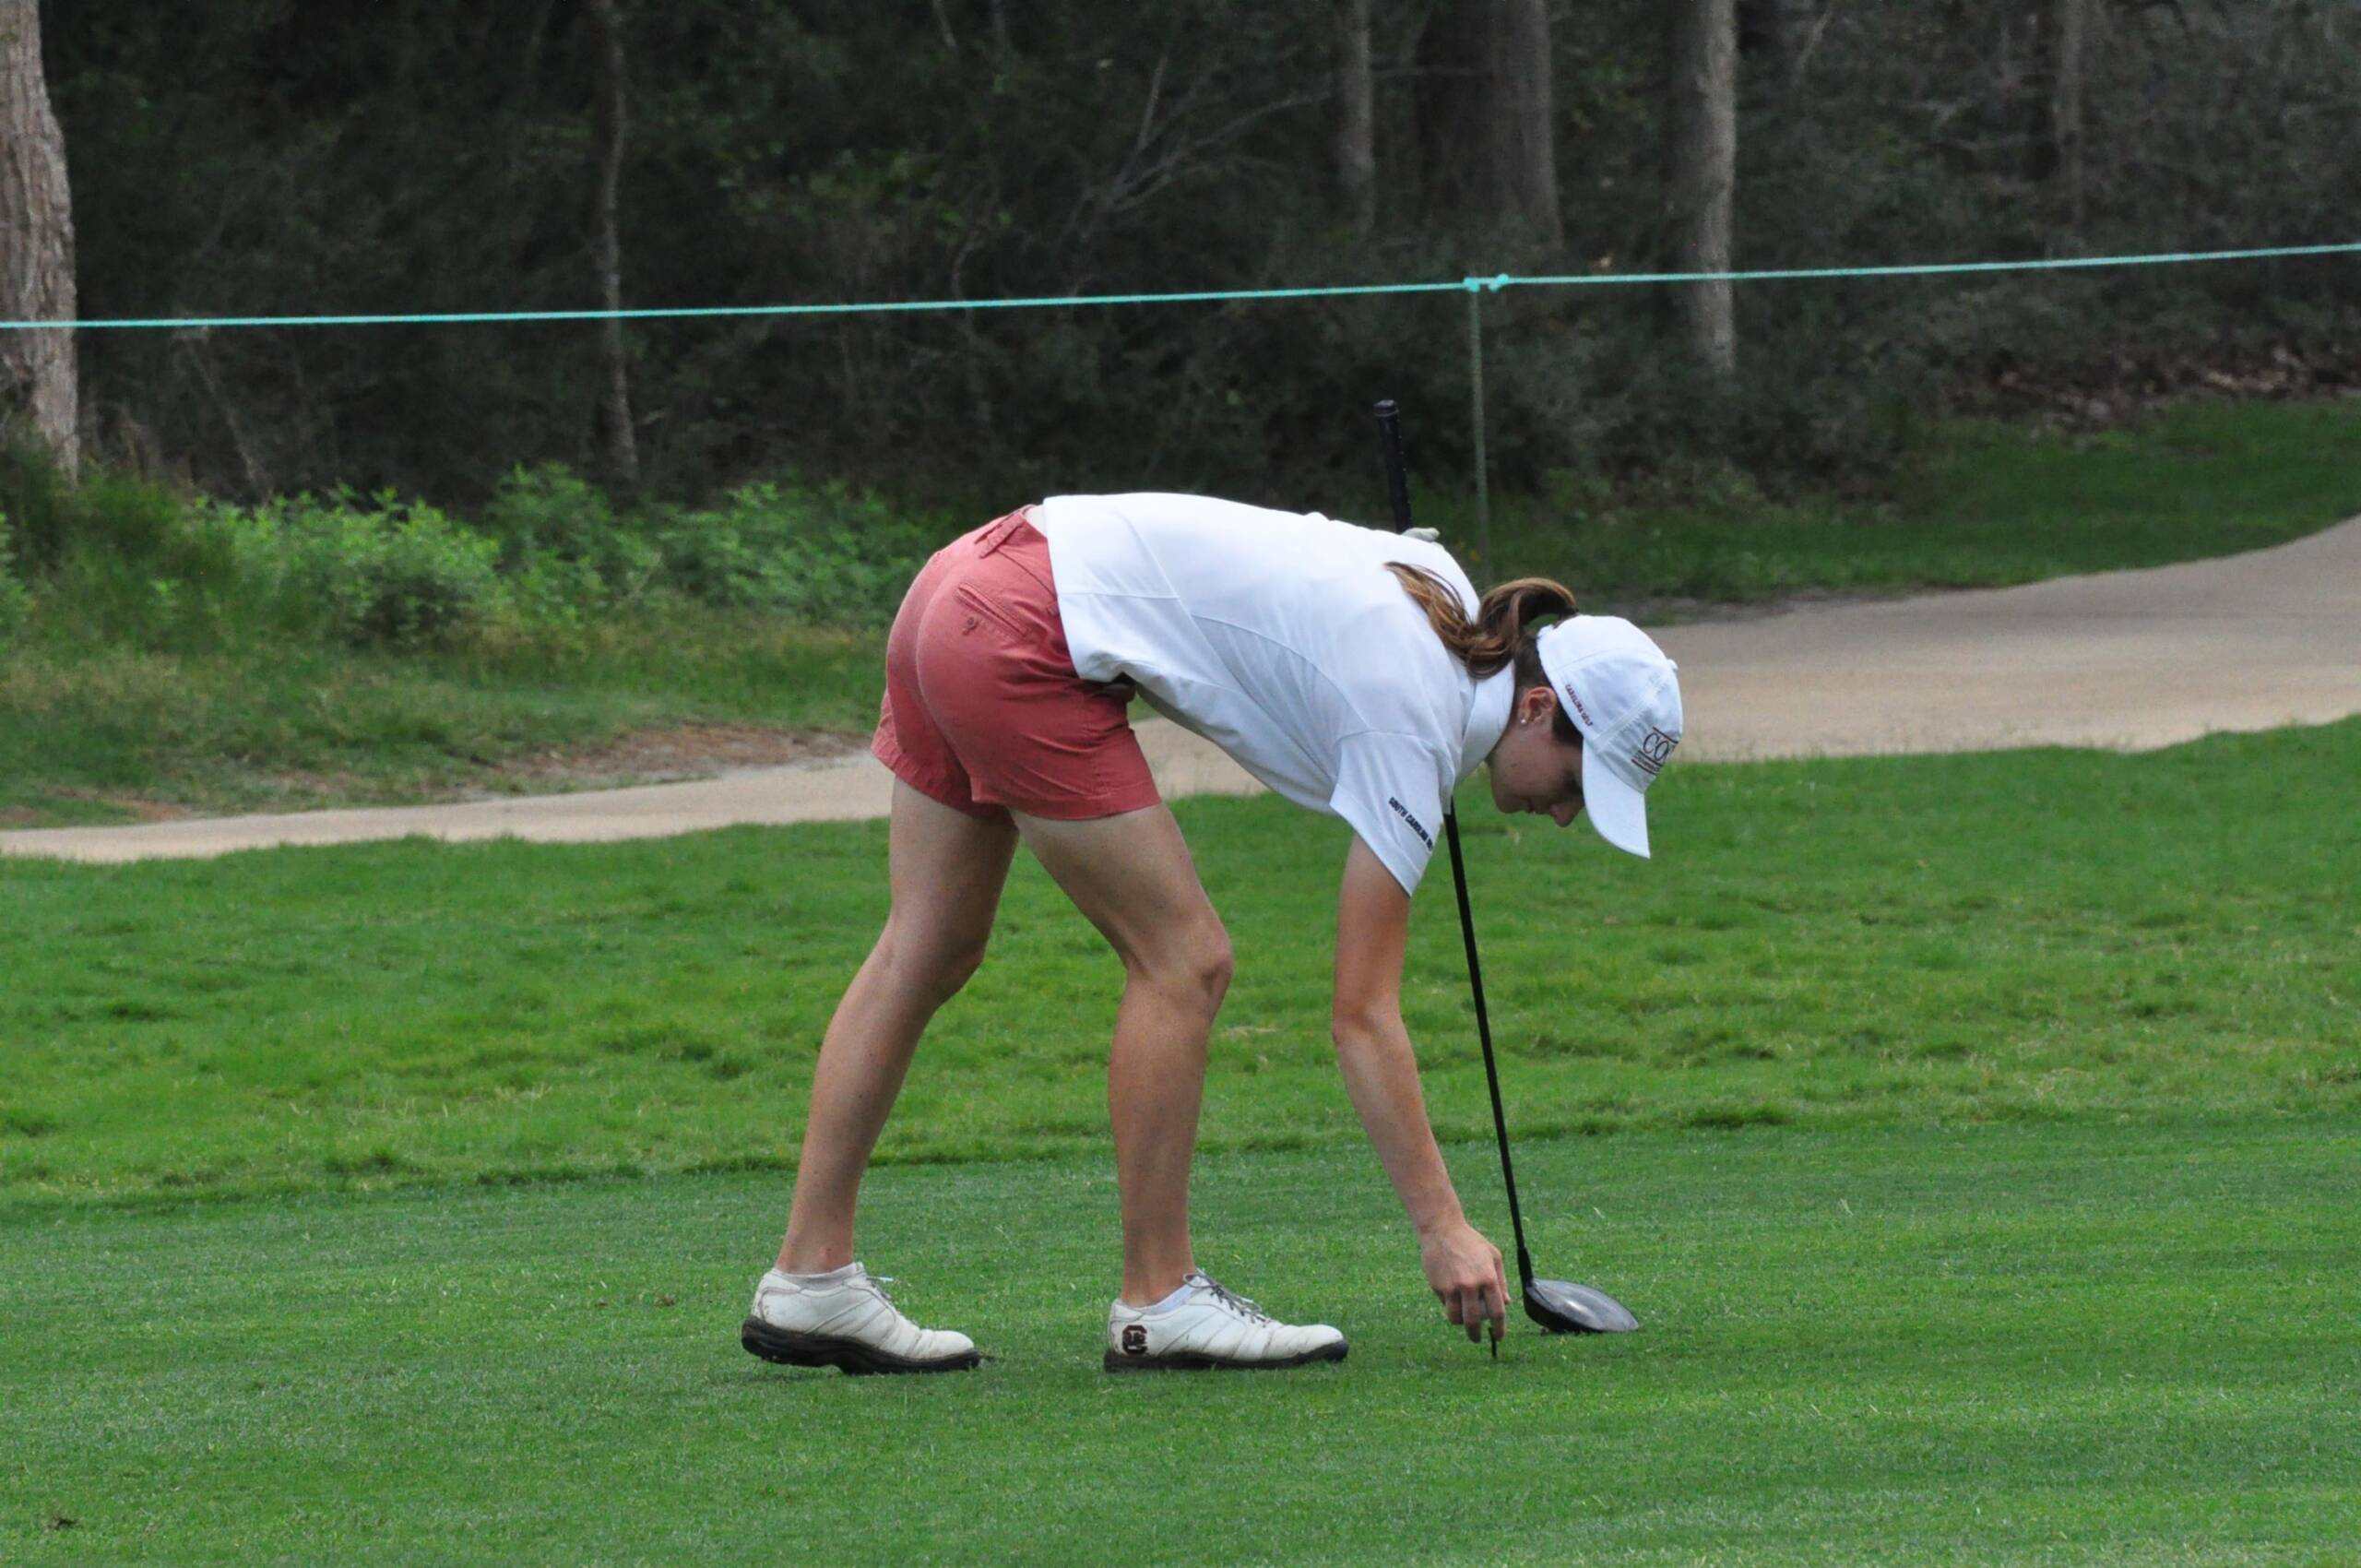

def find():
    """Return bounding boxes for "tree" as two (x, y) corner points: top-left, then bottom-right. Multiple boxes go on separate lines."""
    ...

(587, 0), (638, 488)
(1741, 0), (1820, 88)
(2030, 0), (2090, 246)
(1417, 0), (1560, 244)
(1333, 0), (1375, 237)
(34, 0), (2361, 502)
(0, 0), (77, 475)
(1662, 0), (1737, 376)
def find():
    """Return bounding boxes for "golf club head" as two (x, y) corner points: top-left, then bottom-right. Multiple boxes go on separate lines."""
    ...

(1524, 1277), (1640, 1335)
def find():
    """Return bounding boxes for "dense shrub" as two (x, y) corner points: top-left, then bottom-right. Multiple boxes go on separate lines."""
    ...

(0, 508), (32, 642)
(0, 444), (189, 577)
(481, 463), (617, 564)
(650, 479), (931, 626)
(481, 465), (658, 597)
(4, 459), (935, 654)
(9, 458), (243, 649)
(190, 492), (507, 648)
(0, 445), (72, 574)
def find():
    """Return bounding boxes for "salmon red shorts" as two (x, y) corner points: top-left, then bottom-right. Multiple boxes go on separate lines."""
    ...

(872, 509), (1163, 823)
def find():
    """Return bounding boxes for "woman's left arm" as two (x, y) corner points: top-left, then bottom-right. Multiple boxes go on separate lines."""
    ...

(1331, 837), (1464, 1233)
(1333, 837), (1509, 1340)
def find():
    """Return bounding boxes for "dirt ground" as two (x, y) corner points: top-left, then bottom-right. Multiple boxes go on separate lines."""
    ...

(479, 721), (865, 790)
(6, 516), (2355, 865)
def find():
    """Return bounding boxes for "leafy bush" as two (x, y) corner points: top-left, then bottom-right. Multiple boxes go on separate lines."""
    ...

(192, 491), (506, 648)
(652, 478), (931, 626)
(481, 463), (617, 564)
(482, 465), (665, 611)
(331, 501), (506, 647)
(22, 470), (246, 650)
(491, 552), (607, 637)
(0, 444), (192, 578)
(0, 508), (32, 641)
(479, 465), (660, 600)
(6, 453), (940, 655)
(0, 442), (75, 575)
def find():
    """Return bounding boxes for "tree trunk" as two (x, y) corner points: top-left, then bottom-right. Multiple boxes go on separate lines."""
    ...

(1417, 0), (1560, 244)
(2031, 0), (2089, 246)
(0, 0), (77, 476)
(587, 0), (638, 489)
(1662, 0), (1738, 377)
(1333, 0), (1375, 237)
(1750, 0), (1820, 86)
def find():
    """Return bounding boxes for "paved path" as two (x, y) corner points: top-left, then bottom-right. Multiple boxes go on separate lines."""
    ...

(1654, 515), (2361, 760)
(8, 517), (2357, 864)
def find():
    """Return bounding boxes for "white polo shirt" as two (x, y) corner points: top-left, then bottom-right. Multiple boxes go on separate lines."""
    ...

(1030, 493), (1516, 895)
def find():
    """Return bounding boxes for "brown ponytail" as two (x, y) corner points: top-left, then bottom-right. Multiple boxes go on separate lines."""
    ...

(1385, 563), (1576, 678)
(1387, 563), (1584, 743)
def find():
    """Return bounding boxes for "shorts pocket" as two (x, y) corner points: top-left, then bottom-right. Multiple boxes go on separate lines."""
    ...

(953, 581), (1032, 643)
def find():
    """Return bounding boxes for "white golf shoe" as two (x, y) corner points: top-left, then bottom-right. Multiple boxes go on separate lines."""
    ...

(1104, 1270), (1348, 1372)
(741, 1263), (980, 1375)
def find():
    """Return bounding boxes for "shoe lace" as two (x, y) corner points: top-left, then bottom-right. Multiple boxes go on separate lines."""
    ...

(1193, 1273), (1273, 1325)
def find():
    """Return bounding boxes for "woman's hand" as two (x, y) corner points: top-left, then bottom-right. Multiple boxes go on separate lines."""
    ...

(1334, 837), (1508, 1347)
(1419, 1218), (1509, 1345)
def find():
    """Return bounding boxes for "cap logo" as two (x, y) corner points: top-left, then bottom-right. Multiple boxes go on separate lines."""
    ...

(1631, 727), (1679, 777)
(1560, 683), (1596, 728)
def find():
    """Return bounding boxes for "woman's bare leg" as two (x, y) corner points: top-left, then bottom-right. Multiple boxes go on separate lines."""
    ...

(776, 780), (1019, 1273)
(1014, 804), (1231, 1306)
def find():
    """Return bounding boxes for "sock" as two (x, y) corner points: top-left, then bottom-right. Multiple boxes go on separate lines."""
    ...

(769, 1262), (861, 1287)
(1141, 1279), (1196, 1316)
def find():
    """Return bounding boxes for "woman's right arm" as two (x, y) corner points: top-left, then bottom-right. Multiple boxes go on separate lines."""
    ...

(1332, 836), (1509, 1345)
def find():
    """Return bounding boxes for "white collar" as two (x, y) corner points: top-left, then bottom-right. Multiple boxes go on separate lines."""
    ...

(1457, 665), (1517, 783)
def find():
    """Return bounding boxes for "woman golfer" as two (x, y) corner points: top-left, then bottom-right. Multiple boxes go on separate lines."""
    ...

(743, 493), (1682, 1372)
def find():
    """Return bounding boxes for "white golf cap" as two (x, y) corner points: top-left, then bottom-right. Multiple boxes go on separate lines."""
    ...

(1534, 616), (1684, 859)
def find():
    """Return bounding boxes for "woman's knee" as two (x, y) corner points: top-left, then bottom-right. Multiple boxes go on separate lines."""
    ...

(1133, 921), (1231, 1014)
(877, 921), (991, 1009)
(1199, 931), (1235, 1004)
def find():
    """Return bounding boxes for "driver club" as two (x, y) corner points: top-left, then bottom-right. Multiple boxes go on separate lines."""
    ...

(1372, 398), (1641, 1348)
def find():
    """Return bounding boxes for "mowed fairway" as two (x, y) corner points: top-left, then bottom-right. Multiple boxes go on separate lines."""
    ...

(4, 723), (2356, 1206)
(3, 1123), (2355, 1564)
(3, 722), (2357, 1563)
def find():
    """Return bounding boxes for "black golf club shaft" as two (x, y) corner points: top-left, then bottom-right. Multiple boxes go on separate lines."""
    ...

(1373, 400), (1539, 1303)
(1440, 814), (1536, 1292)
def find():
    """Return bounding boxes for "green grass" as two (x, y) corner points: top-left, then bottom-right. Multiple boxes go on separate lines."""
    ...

(1465, 398), (2361, 607)
(3, 1120), (2355, 1564)
(0, 612), (880, 826)
(5, 397), (2357, 827)
(3, 722), (2355, 1210)
(3, 731), (2355, 1562)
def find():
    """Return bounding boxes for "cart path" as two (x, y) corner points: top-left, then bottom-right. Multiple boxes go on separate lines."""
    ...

(8, 517), (2358, 864)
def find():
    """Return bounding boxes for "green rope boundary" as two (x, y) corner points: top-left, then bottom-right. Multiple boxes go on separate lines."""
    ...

(4, 242), (2355, 332)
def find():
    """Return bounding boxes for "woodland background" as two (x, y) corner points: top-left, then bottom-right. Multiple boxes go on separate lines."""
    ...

(5, 0), (2356, 515)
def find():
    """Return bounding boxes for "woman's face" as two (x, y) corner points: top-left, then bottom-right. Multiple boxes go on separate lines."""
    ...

(1487, 685), (1587, 827)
